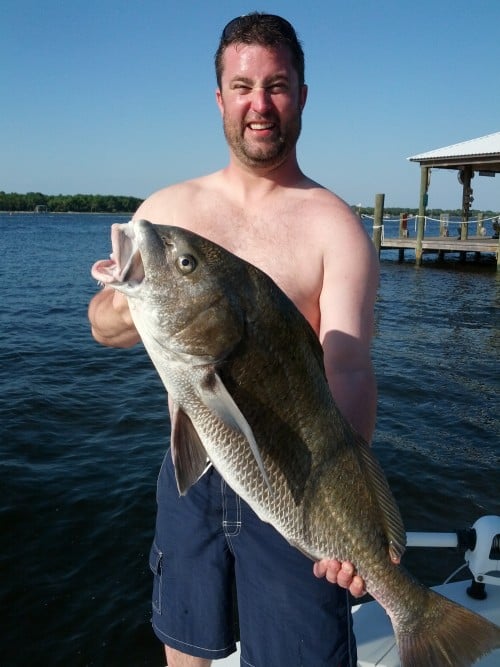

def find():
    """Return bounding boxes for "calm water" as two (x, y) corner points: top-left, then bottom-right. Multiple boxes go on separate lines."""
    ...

(1, 213), (498, 666)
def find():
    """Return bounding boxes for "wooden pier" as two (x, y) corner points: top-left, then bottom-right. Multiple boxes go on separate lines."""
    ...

(390, 132), (500, 267)
(379, 234), (499, 264)
(370, 194), (500, 268)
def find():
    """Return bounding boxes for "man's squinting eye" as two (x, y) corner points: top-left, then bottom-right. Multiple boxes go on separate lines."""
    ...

(231, 83), (251, 92)
(230, 80), (289, 93)
(268, 83), (288, 93)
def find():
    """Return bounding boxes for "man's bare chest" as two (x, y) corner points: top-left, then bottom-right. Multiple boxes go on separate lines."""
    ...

(180, 210), (321, 329)
(147, 193), (323, 329)
(185, 210), (298, 281)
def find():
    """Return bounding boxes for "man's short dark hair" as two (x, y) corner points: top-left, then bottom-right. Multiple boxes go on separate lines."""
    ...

(215, 13), (305, 88)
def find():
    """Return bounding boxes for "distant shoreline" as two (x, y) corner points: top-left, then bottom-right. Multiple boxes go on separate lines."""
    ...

(0, 210), (135, 215)
(2, 208), (498, 217)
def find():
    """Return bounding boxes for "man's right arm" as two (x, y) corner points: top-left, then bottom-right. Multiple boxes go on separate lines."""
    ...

(88, 187), (175, 349)
(88, 288), (140, 348)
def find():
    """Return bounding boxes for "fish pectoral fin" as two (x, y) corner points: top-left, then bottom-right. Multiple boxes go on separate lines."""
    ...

(200, 372), (273, 495)
(171, 403), (210, 496)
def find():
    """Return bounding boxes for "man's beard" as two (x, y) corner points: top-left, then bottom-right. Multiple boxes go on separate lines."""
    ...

(222, 109), (302, 170)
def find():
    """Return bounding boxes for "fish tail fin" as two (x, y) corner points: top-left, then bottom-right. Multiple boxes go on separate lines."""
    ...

(395, 589), (500, 666)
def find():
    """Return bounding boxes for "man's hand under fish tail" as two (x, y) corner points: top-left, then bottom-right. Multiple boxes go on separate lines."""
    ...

(313, 553), (401, 598)
(313, 559), (366, 597)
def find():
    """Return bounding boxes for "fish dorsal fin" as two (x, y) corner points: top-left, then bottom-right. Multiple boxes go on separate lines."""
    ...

(199, 371), (273, 495)
(357, 435), (406, 560)
(171, 402), (210, 496)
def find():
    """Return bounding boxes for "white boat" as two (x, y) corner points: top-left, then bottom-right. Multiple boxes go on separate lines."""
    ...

(217, 515), (500, 666)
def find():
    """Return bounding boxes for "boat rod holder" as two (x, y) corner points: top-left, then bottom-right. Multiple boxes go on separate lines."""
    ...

(465, 515), (500, 587)
(406, 515), (500, 595)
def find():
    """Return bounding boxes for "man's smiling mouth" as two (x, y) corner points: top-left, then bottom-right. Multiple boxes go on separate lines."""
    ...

(249, 122), (274, 129)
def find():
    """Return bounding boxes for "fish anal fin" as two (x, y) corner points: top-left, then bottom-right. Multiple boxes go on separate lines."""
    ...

(171, 403), (209, 496)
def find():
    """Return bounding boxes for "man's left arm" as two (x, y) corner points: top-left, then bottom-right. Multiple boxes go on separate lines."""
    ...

(313, 213), (380, 595)
(319, 210), (379, 440)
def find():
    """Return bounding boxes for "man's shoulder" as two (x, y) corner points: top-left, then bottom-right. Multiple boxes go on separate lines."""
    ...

(301, 181), (357, 219)
(295, 182), (366, 241)
(142, 172), (223, 204)
(133, 171), (224, 224)
(297, 183), (376, 267)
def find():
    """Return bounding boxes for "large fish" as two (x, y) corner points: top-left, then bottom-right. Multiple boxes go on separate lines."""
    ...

(92, 220), (500, 666)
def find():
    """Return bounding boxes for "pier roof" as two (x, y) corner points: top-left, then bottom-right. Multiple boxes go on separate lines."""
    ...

(407, 131), (500, 172)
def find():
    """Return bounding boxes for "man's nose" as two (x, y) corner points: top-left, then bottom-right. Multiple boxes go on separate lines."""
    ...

(250, 87), (272, 113)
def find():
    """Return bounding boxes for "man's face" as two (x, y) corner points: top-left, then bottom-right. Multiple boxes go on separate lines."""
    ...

(216, 43), (307, 170)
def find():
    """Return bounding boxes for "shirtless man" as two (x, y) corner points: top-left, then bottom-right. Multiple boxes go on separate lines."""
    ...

(89, 14), (379, 667)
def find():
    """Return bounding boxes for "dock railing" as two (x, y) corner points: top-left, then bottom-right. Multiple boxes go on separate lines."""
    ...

(364, 205), (500, 268)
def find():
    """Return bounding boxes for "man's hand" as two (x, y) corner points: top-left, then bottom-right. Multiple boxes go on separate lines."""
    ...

(111, 290), (135, 328)
(313, 559), (366, 598)
(88, 288), (140, 348)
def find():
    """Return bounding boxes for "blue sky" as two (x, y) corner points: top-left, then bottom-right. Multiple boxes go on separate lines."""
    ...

(2, 0), (499, 210)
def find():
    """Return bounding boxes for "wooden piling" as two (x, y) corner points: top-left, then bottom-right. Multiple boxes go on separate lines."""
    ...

(476, 213), (484, 236)
(398, 213), (408, 261)
(372, 194), (385, 257)
(460, 166), (473, 241)
(439, 213), (449, 237)
(438, 213), (449, 260)
(416, 166), (429, 266)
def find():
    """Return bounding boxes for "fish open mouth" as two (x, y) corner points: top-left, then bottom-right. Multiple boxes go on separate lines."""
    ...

(91, 221), (145, 288)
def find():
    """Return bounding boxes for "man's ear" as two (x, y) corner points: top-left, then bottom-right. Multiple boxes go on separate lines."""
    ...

(216, 88), (224, 115)
(300, 84), (308, 111)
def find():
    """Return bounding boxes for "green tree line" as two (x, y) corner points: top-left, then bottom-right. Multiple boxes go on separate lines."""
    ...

(0, 191), (143, 213)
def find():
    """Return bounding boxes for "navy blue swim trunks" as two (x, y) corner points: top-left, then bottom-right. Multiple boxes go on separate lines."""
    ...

(149, 450), (357, 666)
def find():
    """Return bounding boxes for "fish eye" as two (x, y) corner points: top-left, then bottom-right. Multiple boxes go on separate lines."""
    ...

(176, 254), (197, 274)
